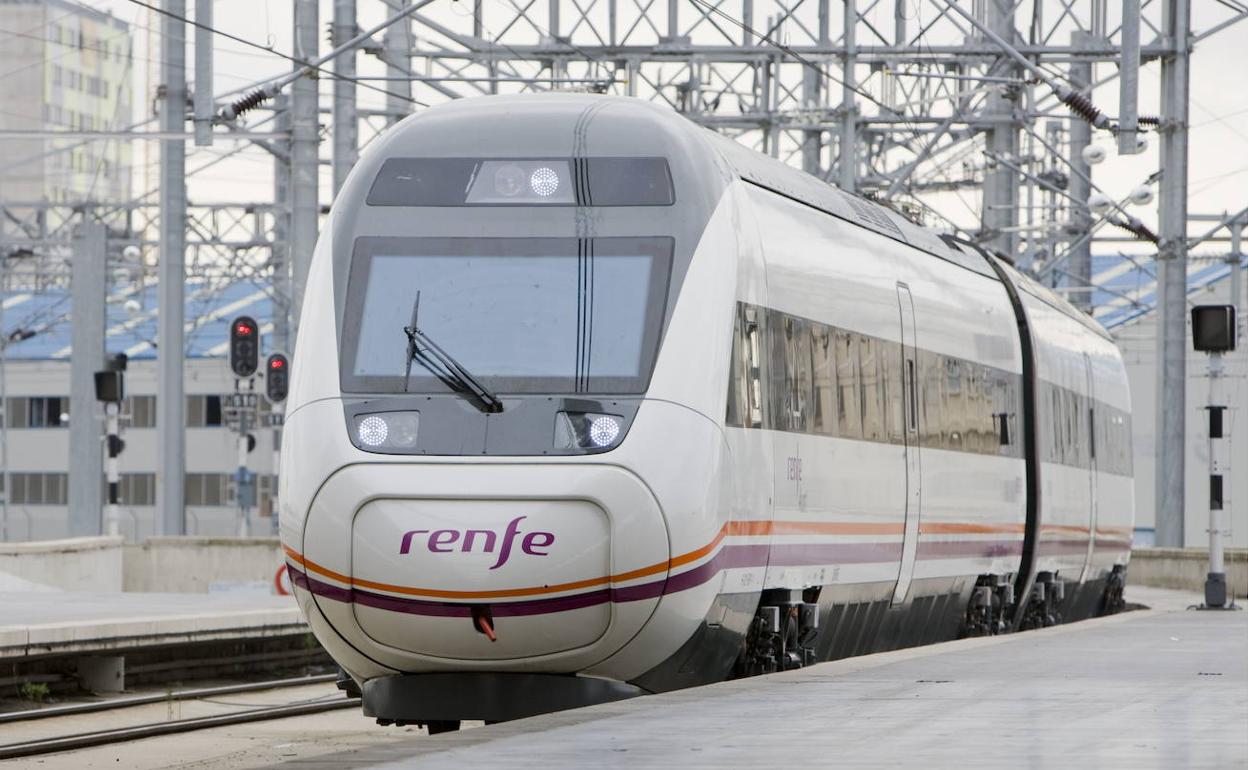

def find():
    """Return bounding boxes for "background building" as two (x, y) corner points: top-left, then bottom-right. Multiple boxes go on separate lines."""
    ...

(0, 0), (133, 205)
(0, 281), (278, 541)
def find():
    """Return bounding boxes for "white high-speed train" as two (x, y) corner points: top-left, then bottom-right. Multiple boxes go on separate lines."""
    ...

(280, 94), (1133, 730)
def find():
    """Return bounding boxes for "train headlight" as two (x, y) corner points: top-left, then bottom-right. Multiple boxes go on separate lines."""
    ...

(357, 416), (388, 446)
(554, 412), (624, 451)
(494, 164), (526, 197)
(353, 411), (421, 451)
(464, 160), (574, 204)
(588, 416), (620, 446)
(529, 166), (560, 197)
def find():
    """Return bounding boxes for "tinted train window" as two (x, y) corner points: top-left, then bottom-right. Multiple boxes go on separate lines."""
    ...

(859, 335), (885, 442)
(367, 157), (674, 206)
(342, 236), (673, 394)
(586, 158), (675, 206)
(722, 301), (1025, 460)
(835, 330), (862, 440)
(811, 326), (836, 436)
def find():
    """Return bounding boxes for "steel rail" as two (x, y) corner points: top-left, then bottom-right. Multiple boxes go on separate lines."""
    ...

(0, 696), (361, 760)
(0, 673), (337, 725)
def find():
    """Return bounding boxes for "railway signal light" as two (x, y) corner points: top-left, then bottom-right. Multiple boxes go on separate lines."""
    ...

(230, 316), (259, 377)
(266, 353), (289, 403)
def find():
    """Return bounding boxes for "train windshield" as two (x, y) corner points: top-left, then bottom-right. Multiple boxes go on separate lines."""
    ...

(341, 236), (673, 394)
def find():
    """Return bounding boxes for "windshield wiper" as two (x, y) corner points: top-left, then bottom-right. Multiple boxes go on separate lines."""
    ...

(402, 293), (504, 414)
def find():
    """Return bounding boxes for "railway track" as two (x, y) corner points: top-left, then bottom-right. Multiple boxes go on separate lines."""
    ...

(0, 675), (358, 760)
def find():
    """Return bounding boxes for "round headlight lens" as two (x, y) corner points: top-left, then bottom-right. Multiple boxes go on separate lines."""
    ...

(494, 164), (525, 197)
(529, 166), (559, 197)
(387, 412), (420, 447)
(588, 416), (621, 447)
(357, 415), (388, 447)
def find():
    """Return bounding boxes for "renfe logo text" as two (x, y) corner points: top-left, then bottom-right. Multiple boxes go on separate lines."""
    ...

(398, 516), (554, 570)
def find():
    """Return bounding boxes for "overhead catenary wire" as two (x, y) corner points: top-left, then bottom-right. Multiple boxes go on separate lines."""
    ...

(122, 0), (430, 116)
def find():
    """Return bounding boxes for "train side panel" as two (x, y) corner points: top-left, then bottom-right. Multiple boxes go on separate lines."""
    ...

(742, 183), (1026, 650)
(1016, 279), (1134, 619)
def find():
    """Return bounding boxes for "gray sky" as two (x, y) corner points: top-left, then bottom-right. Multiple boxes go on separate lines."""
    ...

(73, 0), (1248, 239)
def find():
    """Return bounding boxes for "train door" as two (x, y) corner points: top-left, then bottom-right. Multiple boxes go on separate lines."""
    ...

(891, 284), (922, 606)
(1078, 352), (1098, 583)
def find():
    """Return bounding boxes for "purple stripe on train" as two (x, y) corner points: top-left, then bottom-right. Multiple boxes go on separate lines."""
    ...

(287, 536), (1035, 618)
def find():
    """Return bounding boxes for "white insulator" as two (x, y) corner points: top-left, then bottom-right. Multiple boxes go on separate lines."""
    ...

(1128, 185), (1155, 206)
(124, 299), (142, 315)
(122, 245), (141, 260)
(1081, 144), (1108, 165)
(1087, 192), (1114, 215)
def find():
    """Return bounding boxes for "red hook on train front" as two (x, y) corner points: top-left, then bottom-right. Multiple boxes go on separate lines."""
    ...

(472, 605), (497, 642)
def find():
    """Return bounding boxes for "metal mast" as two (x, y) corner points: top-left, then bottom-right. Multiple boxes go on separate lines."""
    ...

(289, 0), (320, 340)
(333, 0), (359, 196)
(1154, 0), (1192, 547)
(157, 0), (188, 536)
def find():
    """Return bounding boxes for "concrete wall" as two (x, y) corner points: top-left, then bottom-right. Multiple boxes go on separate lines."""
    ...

(0, 536), (284, 593)
(1130, 547), (1248, 598)
(0, 535), (124, 591)
(123, 536), (285, 593)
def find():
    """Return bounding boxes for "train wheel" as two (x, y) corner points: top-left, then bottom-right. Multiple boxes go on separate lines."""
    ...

(425, 720), (461, 734)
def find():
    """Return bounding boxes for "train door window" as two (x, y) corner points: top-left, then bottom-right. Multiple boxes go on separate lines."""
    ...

(859, 335), (884, 441)
(906, 358), (918, 432)
(1088, 402), (1096, 462)
(1069, 391), (1080, 466)
(811, 326), (836, 436)
(835, 329), (861, 439)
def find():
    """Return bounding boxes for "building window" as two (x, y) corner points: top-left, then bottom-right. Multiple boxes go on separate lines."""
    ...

(185, 473), (229, 506)
(4, 397), (68, 428)
(187, 395), (223, 427)
(126, 395), (156, 428)
(2, 473), (69, 505)
(107, 473), (156, 506)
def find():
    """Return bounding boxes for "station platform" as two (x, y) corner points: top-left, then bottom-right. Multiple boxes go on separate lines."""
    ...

(0, 591), (303, 661)
(289, 586), (1246, 769)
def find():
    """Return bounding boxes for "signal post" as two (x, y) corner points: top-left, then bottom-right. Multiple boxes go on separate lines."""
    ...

(229, 317), (260, 536)
(265, 353), (289, 535)
(228, 316), (290, 537)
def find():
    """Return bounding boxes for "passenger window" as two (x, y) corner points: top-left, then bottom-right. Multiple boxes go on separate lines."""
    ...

(811, 326), (837, 436)
(788, 318), (814, 434)
(745, 309), (764, 429)
(860, 335), (884, 441)
(766, 309), (789, 430)
(726, 306), (747, 428)
(835, 330), (862, 439)
(884, 340), (905, 444)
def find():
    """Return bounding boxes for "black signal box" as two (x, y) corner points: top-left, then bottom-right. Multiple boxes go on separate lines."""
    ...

(94, 370), (125, 403)
(1191, 305), (1237, 353)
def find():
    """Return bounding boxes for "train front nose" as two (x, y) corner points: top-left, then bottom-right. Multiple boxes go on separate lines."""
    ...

(298, 460), (667, 667)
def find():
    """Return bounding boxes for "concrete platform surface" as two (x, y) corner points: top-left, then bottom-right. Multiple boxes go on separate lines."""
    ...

(0, 591), (303, 659)
(292, 586), (1247, 770)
